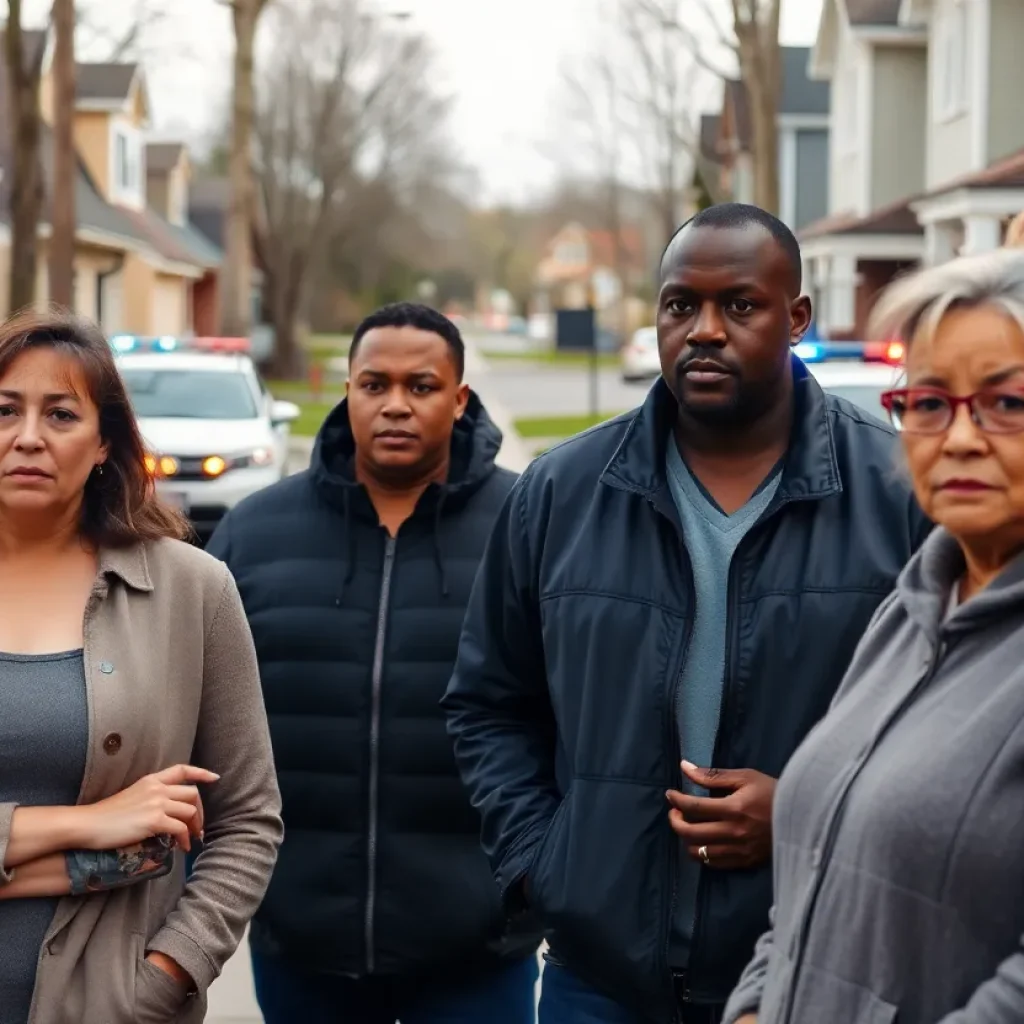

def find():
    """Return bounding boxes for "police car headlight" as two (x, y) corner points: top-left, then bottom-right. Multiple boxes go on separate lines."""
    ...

(210, 448), (275, 474)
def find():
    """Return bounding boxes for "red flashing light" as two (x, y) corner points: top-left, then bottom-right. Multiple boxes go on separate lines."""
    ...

(885, 340), (905, 364)
(191, 337), (251, 353)
(863, 338), (905, 365)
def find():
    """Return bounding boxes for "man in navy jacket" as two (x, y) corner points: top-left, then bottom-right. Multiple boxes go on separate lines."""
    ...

(443, 205), (931, 1024)
(209, 304), (540, 1024)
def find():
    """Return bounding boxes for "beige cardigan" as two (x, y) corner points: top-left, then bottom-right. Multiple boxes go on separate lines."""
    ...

(0, 538), (283, 1024)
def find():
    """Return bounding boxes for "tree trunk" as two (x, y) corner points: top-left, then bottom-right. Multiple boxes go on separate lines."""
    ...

(49, 0), (76, 309)
(264, 252), (306, 379)
(5, 1), (46, 315)
(221, 0), (266, 337)
(736, 1), (782, 214)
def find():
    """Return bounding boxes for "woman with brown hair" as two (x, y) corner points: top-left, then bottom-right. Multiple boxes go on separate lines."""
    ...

(0, 310), (282, 1023)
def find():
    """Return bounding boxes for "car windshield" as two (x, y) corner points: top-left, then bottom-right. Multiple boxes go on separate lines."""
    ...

(120, 369), (258, 420)
(823, 383), (888, 421)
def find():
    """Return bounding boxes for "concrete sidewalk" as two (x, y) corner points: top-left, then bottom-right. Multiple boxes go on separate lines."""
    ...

(462, 335), (533, 473)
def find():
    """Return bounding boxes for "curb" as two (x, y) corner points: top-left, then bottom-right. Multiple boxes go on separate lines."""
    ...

(463, 337), (533, 474)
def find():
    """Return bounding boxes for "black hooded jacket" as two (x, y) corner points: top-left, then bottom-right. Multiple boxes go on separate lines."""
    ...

(206, 391), (540, 979)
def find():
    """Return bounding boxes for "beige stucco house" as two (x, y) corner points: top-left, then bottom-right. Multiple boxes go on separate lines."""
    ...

(0, 28), (220, 336)
(800, 0), (1024, 340)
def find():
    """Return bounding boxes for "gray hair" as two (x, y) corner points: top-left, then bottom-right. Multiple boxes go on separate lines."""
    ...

(868, 248), (1024, 347)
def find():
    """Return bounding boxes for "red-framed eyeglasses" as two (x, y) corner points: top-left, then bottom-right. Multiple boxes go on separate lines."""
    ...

(881, 387), (1024, 435)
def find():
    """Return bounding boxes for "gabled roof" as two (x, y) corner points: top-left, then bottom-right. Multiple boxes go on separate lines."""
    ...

(812, 0), (924, 79)
(145, 142), (186, 175)
(780, 47), (830, 116)
(75, 62), (138, 102)
(0, 42), (212, 272)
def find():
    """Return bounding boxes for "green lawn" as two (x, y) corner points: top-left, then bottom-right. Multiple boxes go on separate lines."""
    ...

(482, 348), (620, 370)
(291, 400), (339, 438)
(513, 411), (624, 439)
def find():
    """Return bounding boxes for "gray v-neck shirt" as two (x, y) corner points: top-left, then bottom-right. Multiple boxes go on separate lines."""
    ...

(665, 441), (781, 967)
(0, 650), (88, 1024)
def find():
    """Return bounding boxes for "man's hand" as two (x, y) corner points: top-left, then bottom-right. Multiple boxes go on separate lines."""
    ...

(665, 762), (776, 870)
(734, 1015), (758, 1024)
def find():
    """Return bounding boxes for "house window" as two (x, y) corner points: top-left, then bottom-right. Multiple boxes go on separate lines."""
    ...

(939, 0), (968, 119)
(112, 123), (143, 205)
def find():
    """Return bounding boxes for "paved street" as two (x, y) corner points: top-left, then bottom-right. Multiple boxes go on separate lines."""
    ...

(476, 357), (653, 420)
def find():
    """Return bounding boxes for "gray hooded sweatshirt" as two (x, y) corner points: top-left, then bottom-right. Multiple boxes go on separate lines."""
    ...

(724, 527), (1024, 1024)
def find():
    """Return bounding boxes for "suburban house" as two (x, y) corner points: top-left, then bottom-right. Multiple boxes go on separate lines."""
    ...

(803, 0), (1024, 340)
(906, 0), (1024, 264)
(188, 175), (268, 344)
(800, 0), (928, 339)
(709, 47), (831, 232)
(0, 27), (220, 335)
(532, 221), (650, 343)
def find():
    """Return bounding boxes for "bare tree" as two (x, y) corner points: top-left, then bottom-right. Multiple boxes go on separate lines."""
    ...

(619, 0), (706, 245)
(75, 0), (173, 63)
(638, 0), (782, 213)
(4, 0), (46, 314)
(219, 0), (270, 338)
(558, 51), (631, 337)
(254, 0), (448, 377)
(49, 0), (76, 309)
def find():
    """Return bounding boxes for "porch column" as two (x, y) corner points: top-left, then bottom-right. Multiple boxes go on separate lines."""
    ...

(924, 223), (956, 266)
(962, 215), (1003, 256)
(827, 254), (858, 337)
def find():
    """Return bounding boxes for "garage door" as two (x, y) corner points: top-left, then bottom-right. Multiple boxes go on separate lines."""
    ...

(153, 278), (186, 335)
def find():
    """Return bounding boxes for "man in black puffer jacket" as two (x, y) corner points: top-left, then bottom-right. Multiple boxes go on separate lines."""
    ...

(207, 303), (540, 1023)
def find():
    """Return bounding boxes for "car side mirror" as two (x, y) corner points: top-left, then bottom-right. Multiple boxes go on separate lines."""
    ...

(271, 400), (300, 426)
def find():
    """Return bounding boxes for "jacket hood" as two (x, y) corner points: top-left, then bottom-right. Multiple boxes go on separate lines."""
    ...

(898, 526), (1024, 638)
(310, 388), (503, 510)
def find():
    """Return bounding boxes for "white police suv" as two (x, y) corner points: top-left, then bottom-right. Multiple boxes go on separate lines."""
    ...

(113, 335), (300, 544)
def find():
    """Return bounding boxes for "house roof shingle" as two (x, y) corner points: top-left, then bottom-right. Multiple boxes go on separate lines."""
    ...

(116, 206), (220, 269)
(75, 63), (137, 103)
(145, 142), (185, 174)
(924, 147), (1024, 195)
(845, 0), (902, 25)
(799, 197), (923, 239)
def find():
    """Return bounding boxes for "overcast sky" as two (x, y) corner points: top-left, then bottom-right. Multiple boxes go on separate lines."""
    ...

(17, 0), (826, 202)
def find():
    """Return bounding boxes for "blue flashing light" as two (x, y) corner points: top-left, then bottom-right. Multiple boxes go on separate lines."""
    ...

(794, 341), (823, 363)
(156, 335), (178, 352)
(111, 334), (137, 353)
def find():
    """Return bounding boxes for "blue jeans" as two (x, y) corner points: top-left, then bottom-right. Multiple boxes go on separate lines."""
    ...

(539, 962), (723, 1024)
(251, 950), (539, 1024)
(538, 963), (640, 1024)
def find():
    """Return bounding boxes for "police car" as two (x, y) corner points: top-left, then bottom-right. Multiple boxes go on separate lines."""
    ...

(794, 340), (904, 423)
(113, 335), (300, 544)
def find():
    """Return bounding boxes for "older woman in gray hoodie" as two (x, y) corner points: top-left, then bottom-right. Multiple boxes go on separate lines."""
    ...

(725, 247), (1024, 1024)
